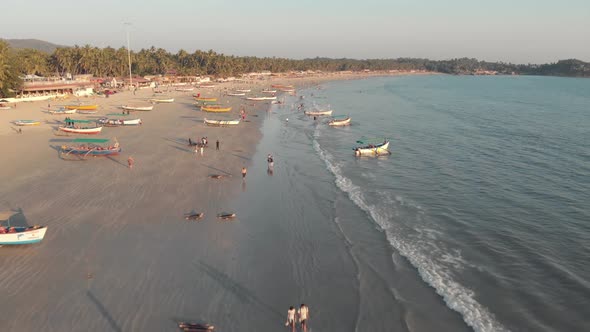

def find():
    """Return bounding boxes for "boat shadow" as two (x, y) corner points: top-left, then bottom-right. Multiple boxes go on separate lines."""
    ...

(86, 291), (122, 332)
(194, 260), (283, 322)
(201, 164), (233, 176)
(0, 208), (31, 227)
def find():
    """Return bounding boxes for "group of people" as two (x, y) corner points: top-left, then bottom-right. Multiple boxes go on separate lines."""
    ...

(285, 304), (310, 332)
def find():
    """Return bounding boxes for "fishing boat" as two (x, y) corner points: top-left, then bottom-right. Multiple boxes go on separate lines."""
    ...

(246, 97), (266, 101)
(328, 116), (351, 126)
(354, 139), (390, 156)
(194, 97), (218, 102)
(0, 106), (11, 110)
(227, 92), (246, 96)
(77, 110), (99, 114)
(65, 104), (98, 110)
(217, 212), (236, 220)
(262, 96), (277, 100)
(178, 322), (214, 331)
(61, 138), (121, 157)
(98, 117), (142, 126)
(204, 118), (240, 126)
(235, 89), (251, 93)
(149, 98), (174, 103)
(49, 108), (77, 114)
(14, 120), (41, 126)
(0, 211), (47, 246)
(122, 105), (153, 111)
(175, 87), (194, 92)
(58, 119), (102, 135)
(202, 105), (232, 113)
(262, 89), (277, 94)
(305, 109), (333, 116)
(184, 213), (204, 221)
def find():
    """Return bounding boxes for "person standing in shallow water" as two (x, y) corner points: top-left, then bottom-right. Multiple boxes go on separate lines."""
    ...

(241, 167), (247, 179)
(298, 304), (310, 332)
(285, 306), (296, 332)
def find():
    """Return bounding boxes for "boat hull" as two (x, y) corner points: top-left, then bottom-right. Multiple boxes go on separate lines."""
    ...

(14, 120), (41, 126)
(66, 105), (98, 110)
(305, 110), (333, 116)
(0, 226), (47, 245)
(149, 98), (174, 103)
(122, 105), (153, 111)
(354, 141), (390, 156)
(50, 109), (77, 114)
(58, 126), (103, 135)
(61, 146), (121, 156)
(194, 97), (218, 102)
(202, 106), (232, 112)
(328, 117), (351, 126)
(204, 118), (240, 126)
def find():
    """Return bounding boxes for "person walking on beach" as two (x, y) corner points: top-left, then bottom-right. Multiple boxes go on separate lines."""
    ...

(216, 139), (220, 150)
(285, 306), (296, 332)
(127, 156), (134, 169)
(241, 167), (247, 179)
(298, 304), (310, 332)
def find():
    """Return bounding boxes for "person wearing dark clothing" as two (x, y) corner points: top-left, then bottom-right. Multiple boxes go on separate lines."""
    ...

(216, 140), (220, 150)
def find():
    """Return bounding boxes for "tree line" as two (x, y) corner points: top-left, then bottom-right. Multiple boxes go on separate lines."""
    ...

(1, 40), (588, 97)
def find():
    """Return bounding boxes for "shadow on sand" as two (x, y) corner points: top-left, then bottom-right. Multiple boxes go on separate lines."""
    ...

(195, 260), (283, 321)
(86, 291), (122, 332)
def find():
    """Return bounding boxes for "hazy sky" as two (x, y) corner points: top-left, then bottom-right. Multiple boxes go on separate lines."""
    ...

(2, 0), (589, 64)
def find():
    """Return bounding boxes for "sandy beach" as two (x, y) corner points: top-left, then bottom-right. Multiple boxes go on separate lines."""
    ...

(0, 72), (466, 332)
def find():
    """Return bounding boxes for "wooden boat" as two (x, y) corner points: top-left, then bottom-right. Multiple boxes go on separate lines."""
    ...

(149, 98), (174, 103)
(328, 116), (351, 126)
(0, 211), (47, 246)
(122, 105), (153, 111)
(194, 97), (217, 102)
(184, 213), (204, 221)
(178, 322), (214, 330)
(58, 120), (102, 135)
(217, 213), (236, 220)
(49, 108), (77, 114)
(61, 138), (121, 157)
(246, 97), (266, 101)
(227, 92), (246, 96)
(14, 120), (41, 126)
(202, 105), (232, 113)
(354, 140), (390, 156)
(305, 109), (333, 116)
(204, 118), (240, 126)
(235, 89), (251, 93)
(98, 117), (142, 126)
(65, 104), (98, 110)
(77, 110), (98, 114)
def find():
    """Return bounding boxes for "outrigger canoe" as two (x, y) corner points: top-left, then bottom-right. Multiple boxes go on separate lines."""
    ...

(14, 120), (41, 126)
(61, 138), (121, 157)
(202, 105), (232, 113)
(65, 104), (98, 110)
(204, 118), (240, 126)
(58, 119), (102, 135)
(98, 117), (142, 126)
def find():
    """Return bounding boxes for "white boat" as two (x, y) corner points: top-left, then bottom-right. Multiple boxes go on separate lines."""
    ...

(354, 140), (390, 156)
(305, 109), (333, 116)
(175, 87), (194, 92)
(262, 89), (277, 94)
(246, 97), (267, 101)
(328, 116), (351, 126)
(58, 126), (103, 135)
(99, 118), (142, 126)
(122, 105), (154, 111)
(227, 92), (246, 96)
(204, 118), (240, 126)
(149, 98), (174, 103)
(262, 96), (277, 100)
(49, 108), (77, 114)
(0, 211), (47, 246)
(14, 120), (41, 126)
(235, 89), (251, 93)
(0, 106), (11, 110)
(77, 110), (98, 114)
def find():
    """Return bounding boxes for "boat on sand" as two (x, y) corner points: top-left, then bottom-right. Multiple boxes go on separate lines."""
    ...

(149, 98), (174, 103)
(202, 105), (232, 112)
(204, 118), (240, 126)
(122, 105), (153, 111)
(58, 119), (102, 135)
(14, 120), (41, 126)
(61, 138), (121, 157)
(0, 211), (47, 246)
(65, 104), (98, 110)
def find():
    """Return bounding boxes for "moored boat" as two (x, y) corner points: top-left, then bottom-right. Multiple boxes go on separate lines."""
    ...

(235, 89), (251, 93)
(14, 120), (41, 126)
(49, 108), (77, 114)
(328, 116), (351, 126)
(194, 97), (218, 102)
(77, 110), (99, 114)
(61, 138), (121, 157)
(122, 105), (153, 111)
(204, 118), (240, 126)
(202, 105), (232, 112)
(58, 119), (102, 135)
(0, 211), (47, 246)
(98, 117), (142, 126)
(246, 97), (266, 101)
(65, 104), (98, 110)
(305, 109), (333, 116)
(175, 87), (194, 92)
(149, 98), (174, 103)
(262, 89), (277, 94)
(354, 140), (390, 156)
(227, 92), (246, 96)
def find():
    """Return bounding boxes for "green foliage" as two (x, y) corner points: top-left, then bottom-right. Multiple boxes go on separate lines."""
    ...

(1, 41), (589, 82)
(0, 40), (23, 97)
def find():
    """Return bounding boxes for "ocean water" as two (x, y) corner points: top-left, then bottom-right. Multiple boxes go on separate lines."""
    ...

(241, 75), (590, 332)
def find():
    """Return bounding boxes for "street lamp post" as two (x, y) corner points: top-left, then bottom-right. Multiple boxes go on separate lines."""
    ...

(124, 22), (133, 89)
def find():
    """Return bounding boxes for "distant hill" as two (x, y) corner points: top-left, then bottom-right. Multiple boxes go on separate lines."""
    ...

(2, 38), (67, 53)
